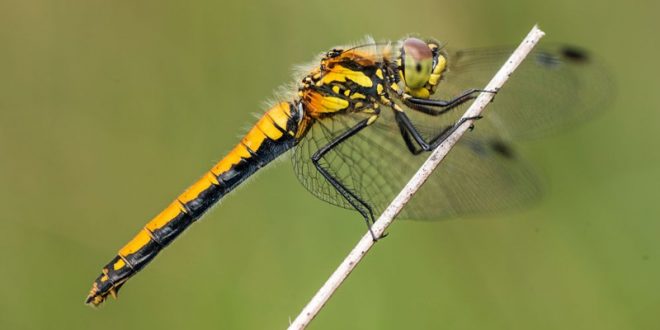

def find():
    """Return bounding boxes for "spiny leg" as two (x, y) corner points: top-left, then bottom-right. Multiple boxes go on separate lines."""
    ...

(404, 88), (496, 116)
(311, 115), (385, 241)
(393, 88), (495, 154)
(399, 122), (456, 155)
(395, 110), (482, 154)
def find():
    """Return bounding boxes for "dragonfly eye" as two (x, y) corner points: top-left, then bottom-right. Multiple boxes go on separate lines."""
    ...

(401, 38), (433, 89)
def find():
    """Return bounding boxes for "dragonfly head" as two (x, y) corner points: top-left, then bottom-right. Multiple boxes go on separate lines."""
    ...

(398, 37), (446, 99)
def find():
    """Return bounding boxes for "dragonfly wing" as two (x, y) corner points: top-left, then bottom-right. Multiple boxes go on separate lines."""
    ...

(292, 108), (541, 221)
(398, 118), (542, 220)
(292, 110), (398, 212)
(292, 43), (610, 221)
(438, 43), (613, 139)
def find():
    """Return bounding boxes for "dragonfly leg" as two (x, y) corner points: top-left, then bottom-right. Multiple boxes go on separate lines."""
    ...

(395, 110), (482, 154)
(404, 88), (496, 116)
(398, 122), (453, 155)
(311, 116), (385, 241)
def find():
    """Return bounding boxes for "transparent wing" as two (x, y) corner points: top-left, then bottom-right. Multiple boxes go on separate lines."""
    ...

(292, 43), (610, 221)
(440, 43), (613, 139)
(292, 110), (376, 211)
(292, 108), (541, 220)
(401, 118), (542, 220)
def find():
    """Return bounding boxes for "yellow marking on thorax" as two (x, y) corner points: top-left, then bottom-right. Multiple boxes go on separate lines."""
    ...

(145, 201), (187, 232)
(320, 65), (373, 88)
(376, 69), (384, 79)
(119, 230), (151, 256)
(307, 92), (349, 114)
(319, 96), (349, 111)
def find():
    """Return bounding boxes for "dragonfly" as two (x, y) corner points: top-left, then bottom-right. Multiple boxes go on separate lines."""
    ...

(86, 36), (610, 306)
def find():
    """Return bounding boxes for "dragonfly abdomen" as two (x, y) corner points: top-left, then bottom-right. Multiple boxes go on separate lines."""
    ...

(86, 101), (302, 306)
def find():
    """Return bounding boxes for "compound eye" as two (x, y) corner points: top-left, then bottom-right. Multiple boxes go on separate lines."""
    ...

(402, 38), (433, 89)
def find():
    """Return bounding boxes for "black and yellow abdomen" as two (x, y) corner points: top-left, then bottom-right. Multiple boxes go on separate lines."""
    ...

(86, 101), (302, 306)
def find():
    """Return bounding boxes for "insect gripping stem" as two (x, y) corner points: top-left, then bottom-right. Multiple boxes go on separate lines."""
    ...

(288, 25), (546, 330)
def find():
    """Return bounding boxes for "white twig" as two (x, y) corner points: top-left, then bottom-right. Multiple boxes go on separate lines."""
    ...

(288, 25), (545, 330)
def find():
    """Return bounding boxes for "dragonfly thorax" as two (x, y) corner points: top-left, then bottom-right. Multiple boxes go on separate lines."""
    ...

(297, 51), (390, 119)
(295, 37), (450, 120)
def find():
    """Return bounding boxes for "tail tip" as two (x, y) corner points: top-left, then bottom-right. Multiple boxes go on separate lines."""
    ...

(85, 277), (121, 307)
(85, 283), (106, 307)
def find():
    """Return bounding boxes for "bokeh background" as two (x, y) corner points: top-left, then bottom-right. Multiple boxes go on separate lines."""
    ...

(1, 0), (658, 329)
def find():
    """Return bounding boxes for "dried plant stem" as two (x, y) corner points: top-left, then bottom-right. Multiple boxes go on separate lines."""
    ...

(288, 25), (546, 330)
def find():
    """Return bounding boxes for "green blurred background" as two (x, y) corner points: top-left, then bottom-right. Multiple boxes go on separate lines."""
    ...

(1, 0), (658, 329)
